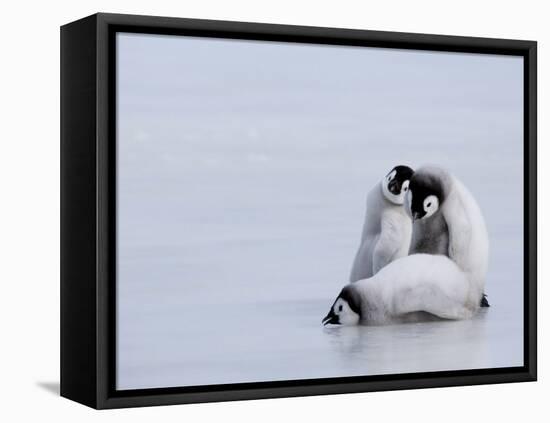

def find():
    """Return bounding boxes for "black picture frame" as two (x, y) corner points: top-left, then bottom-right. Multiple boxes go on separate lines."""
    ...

(60, 12), (537, 409)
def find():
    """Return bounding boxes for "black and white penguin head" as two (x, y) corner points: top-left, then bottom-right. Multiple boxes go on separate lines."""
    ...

(407, 171), (446, 220)
(381, 165), (414, 205)
(322, 285), (361, 326)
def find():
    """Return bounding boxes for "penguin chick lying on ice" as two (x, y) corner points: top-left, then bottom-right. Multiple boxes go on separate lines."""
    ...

(324, 254), (475, 326)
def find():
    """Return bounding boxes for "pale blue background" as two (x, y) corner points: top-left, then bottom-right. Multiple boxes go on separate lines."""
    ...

(116, 33), (523, 390)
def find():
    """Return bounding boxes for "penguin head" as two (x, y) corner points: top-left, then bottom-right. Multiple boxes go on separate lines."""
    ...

(381, 165), (414, 205)
(407, 172), (445, 220)
(322, 285), (361, 326)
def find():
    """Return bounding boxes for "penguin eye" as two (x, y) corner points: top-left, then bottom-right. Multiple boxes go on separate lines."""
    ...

(404, 187), (408, 191)
(338, 305), (343, 312)
(423, 195), (438, 214)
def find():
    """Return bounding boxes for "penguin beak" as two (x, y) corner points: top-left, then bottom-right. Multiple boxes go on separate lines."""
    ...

(322, 309), (339, 326)
(412, 211), (421, 221)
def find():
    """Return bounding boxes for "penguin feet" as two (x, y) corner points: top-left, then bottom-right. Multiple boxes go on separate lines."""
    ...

(480, 293), (490, 307)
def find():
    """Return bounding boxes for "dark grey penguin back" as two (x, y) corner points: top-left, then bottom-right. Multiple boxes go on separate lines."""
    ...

(408, 167), (450, 257)
(409, 212), (450, 256)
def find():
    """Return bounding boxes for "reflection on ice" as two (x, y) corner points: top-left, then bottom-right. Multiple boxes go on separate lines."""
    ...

(324, 311), (491, 374)
(117, 297), (521, 390)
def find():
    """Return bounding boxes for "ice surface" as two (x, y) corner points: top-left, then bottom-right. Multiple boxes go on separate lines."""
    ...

(116, 33), (524, 390)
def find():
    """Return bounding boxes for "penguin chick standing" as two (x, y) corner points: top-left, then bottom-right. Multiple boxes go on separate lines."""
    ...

(407, 166), (490, 308)
(349, 165), (414, 282)
(407, 168), (450, 256)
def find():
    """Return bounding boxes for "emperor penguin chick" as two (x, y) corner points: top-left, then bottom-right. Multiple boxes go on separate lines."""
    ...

(407, 166), (490, 308)
(349, 165), (414, 282)
(324, 254), (475, 326)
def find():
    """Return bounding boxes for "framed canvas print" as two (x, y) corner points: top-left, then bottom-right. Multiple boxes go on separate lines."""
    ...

(60, 13), (537, 409)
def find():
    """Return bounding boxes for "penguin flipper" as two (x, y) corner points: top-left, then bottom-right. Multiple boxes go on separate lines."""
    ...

(372, 218), (402, 275)
(480, 293), (490, 307)
(349, 239), (375, 282)
(443, 189), (472, 273)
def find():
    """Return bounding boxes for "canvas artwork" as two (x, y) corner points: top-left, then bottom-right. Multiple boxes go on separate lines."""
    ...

(115, 32), (524, 390)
